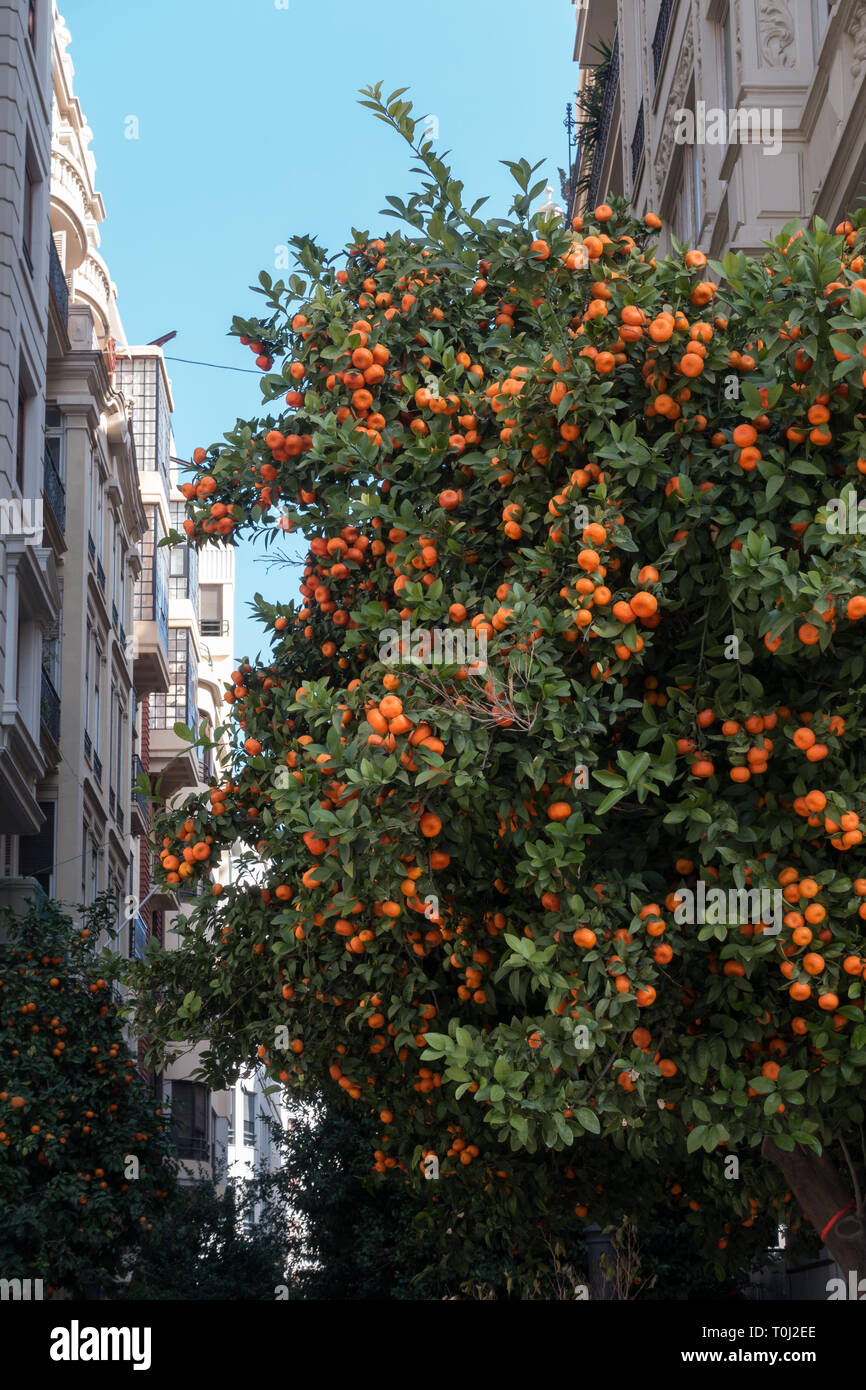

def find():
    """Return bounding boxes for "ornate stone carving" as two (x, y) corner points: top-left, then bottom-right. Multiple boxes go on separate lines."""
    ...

(758, 0), (796, 68)
(657, 22), (695, 176)
(850, 5), (866, 79)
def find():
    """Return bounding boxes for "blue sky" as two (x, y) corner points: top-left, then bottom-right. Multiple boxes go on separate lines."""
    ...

(62, 0), (579, 665)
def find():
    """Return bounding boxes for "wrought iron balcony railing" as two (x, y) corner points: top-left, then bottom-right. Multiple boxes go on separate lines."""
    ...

(175, 1135), (210, 1162)
(587, 28), (620, 211)
(652, 0), (674, 83)
(40, 668), (61, 742)
(43, 442), (66, 532)
(49, 237), (68, 328)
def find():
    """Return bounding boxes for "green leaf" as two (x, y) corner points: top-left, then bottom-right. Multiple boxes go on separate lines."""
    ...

(575, 1107), (600, 1134)
(686, 1125), (708, 1153)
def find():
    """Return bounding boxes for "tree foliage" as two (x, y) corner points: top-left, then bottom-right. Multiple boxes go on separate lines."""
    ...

(119, 1160), (292, 1300)
(0, 896), (177, 1295)
(135, 87), (866, 1287)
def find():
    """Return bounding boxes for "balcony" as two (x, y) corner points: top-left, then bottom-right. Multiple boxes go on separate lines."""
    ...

(39, 669), (61, 744)
(133, 621), (170, 696)
(50, 146), (90, 270)
(175, 1135), (210, 1163)
(48, 238), (68, 330)
(148, 730), (199, 797)
(72, 248), (112, 341)
(133, 523), (170, 695)
(200, 617), (229, 638)
(93, 752), (102, 784)
(587, 28), (620, 210)
(96, 559), (106, 593)
(147, 859), (178, 912)
(43, 440), (66, 533)
(84, 729), (92, 762)
(652, 0), (674, 84)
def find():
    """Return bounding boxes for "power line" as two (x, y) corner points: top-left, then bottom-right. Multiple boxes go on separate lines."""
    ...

(164, 355), (262, 376)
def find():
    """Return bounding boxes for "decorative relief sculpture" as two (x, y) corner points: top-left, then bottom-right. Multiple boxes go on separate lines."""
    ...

(758, 0), (796, 68)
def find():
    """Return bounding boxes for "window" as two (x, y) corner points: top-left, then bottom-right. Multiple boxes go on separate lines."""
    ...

(16, 379), (27, 492)
(134, 507), (169, 649)
(243, 1089), (256, 1147)
(28, 0), (37, 48)
(200, 585), (223, 636)
(19, 801), (55, 895)
(109, 686), (118, 800)
(670, 139), (702, 247)
(89, 834), (99, 905)
(811, 0), (831, 59)
(92, 644), (102, 754)
(42, 589), (61, 690)
(44, 406), (65, 477)
(198, 727), (214, 783)
(721, 5), (734, 114)
(169, 503), (197, 607)
(44, 404), (66, 530)
(22, 151), (38, 271)
(171, 1081), (210, 1161)
(227, 1089), (234, 1145)
(116, 701), (125, 811)
(150, 627), (196, 732)
(86, 449), (95, 553)
(115, 356), (171, 490)
(93, 461), (104, 558)
(84, 626), (92, 745)
(118, 543), (127, 631)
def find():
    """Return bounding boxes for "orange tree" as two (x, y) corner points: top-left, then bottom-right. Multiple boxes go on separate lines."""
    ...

(136, 88), (866, 1288)
(0, 895), (177, 1295)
